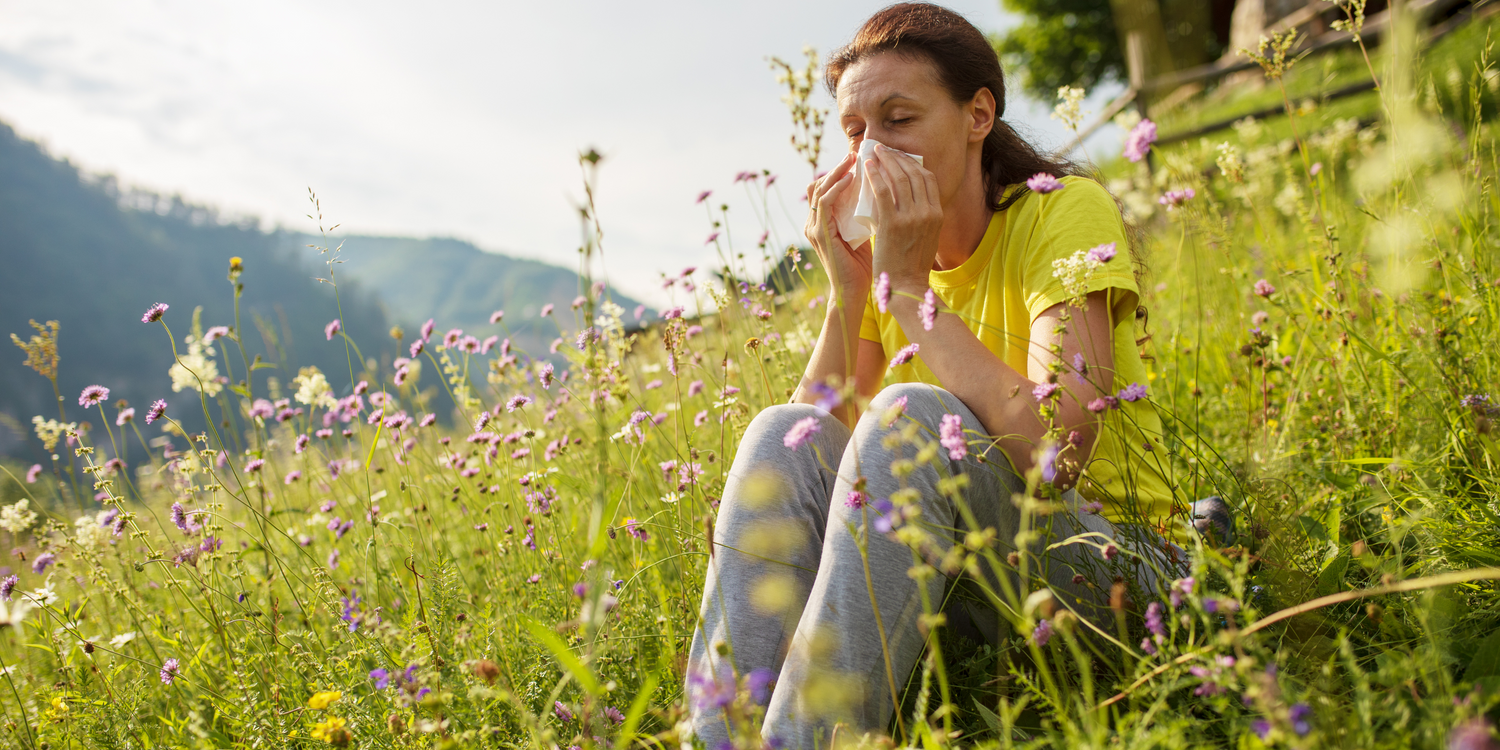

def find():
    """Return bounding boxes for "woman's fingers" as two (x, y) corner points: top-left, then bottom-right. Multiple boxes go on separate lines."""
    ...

(809, 151), (856, 206)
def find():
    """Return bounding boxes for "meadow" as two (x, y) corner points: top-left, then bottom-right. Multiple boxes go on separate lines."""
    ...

(3, 13), (1500, 749)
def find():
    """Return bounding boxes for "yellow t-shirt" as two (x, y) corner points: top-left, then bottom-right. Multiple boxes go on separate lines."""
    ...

(858, 175), (1180, 533)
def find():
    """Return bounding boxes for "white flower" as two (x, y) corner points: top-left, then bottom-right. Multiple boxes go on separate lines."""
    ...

(1051, 86), (1088, 130)
(168, 337), (223, 397)
(0, 499), (38, 534)
(292, 367), (336, 409)
(31, 416), (76, 451)
(661, 492), (681, 504)
(74, 512), (112, 549)
(1052, 250), (1099, 301)
(0, 598), (32, 627)
(27, 584), (57, 607)
(109, 631), (137, 647)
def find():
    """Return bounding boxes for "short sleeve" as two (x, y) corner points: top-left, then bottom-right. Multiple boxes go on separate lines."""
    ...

(1021, 178), (1139, 323)
(858, 291), (881, 343)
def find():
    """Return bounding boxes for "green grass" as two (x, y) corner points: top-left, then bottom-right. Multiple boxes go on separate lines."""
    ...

(2, 23), (1500, 750)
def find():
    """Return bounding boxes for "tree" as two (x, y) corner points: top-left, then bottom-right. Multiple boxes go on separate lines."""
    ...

(993, 0), (1123, 104)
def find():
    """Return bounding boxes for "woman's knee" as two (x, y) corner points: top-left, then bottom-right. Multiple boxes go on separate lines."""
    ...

(745, 402), (837, 443)
(865, 383), (961, 430)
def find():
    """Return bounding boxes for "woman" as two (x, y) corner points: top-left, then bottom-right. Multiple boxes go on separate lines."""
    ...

(687, 4), (1208, 747)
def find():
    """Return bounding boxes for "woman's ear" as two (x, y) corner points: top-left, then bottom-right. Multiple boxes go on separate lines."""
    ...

(968, 87), (996, 143)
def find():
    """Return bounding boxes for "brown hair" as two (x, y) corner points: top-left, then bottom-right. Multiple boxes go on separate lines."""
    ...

(824, 2), (1081, 213)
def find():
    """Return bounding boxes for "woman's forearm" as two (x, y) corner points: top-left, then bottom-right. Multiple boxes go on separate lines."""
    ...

(790, 295), (866, 427)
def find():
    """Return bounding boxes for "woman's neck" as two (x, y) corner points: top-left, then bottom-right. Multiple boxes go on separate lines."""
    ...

(933, 168), (994, 272)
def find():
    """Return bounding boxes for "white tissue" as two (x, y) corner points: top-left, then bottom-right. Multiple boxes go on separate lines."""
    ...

(833, 138), (924, 248)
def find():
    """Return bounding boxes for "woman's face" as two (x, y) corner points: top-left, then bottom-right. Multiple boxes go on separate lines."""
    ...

(835, 51), (994, 209)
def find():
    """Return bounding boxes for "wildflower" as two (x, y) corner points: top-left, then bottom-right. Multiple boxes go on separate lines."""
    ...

(370, 668), (391, 690)
(645, 378), (663, 390)
(1254, 279), (1276, 298)
(308, 691), (342, 710)
(624, 517), (650, 541)
(1030, 619), (1053, 646)
(696, 190), (712, 204)
(284, 470), (302, 484)
(919, 288), (937, 330)
(79, 385), (110, 408)
(540, 303), (554, 317)
(1086, 396), (1118, 413)
(1051, 85), (1087, 128)
(889, 343), (920, 367)
(687, 663), (737, 712)
(327, 550), (340, 569)
(1, 498), (37, 532)
(1123, 118), (1157, 162)
(324, 319), (342, 340)
(32, 552), (55, 573)
(663, 306), (685, 320)
(1102, 544), (1119, 561)
(783, 416), (821, 450)
(1085, 242), (1117, 263)
(1145, 601), (1166, 637)
(1170, 577), (1195, 608)
(204, 325), (230, 343)
(1158, 188), (1195, 209)
(419, 413), (436, 427)
(0, 575), (14, 600)
(694, 410), (709, 427)
(310, 715), (349, 743)
(554, 700), (575, 723)
(1118, 383), (1148, 402)
(845, 490), (868, 509)
(245, 458), (265, 473)
(704, 231), (720, 245)
(409, 339), (425, 358)
(141, 303), (169, 323)
(1027, 172), (1065, 194)
(1033, 382), (1060, 401)
(160, 657), (180, 685)
(1140, 637), (1158, 655)
(506, 395), (532, 412)
(1448, 718), (1494, 750)
(880, 395), (908, 427)
(875, 272), (891, 312)
(442, 329), (463, 348)
(686, 379), (705, 397)
(939, 413), (967, 460)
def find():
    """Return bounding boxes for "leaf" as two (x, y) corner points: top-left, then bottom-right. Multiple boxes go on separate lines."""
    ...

(616, 673), (658, 749)
(1464, 627), (1500, 680)
(520, 615), (600, 695)
(972, 697), (1003, 735)
(1297, 515), (1329, 542)
(1317, 552), (1350, 597)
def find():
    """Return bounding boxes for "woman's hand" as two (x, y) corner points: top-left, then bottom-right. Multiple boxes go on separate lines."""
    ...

(866, 143), (943, 294)
(804, 151), (872, 303)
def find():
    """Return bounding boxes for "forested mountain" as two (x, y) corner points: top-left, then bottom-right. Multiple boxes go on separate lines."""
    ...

(0, 121), (637, 459)
(305, 235), (652, 360)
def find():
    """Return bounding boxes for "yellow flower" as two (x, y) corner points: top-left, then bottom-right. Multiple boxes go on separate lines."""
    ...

(311, 716), (349, 743)
(307, 690), (342, 710)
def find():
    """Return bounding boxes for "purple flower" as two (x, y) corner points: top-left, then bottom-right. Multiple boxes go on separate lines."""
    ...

(687, 663), (737, 712)
(420, 413), (436, 427)
(1102, 543), (1119, 561)
(370, 668), (391, 689)
(874, 272), (891, 313)
(1145, 601), (1166, 637)
(1030, 619), (1053, 646)
(572, 582), (587, 598)
(783, 416), (821, 450)
(327, 549), (340, 569)
(1087, 396), (1119, 413)
(845, 490), (867, 509)
(79, 385), (110, 408)
(939, 413), (966, 460)
(747, 667), (776, 704)
(1448, 718), (1495, 750)
(409, 339), (425, 358)
(1254, 279), (1276, 298)
(662, 306), (685, 320)
(25, 464), (41, 483)
(1085, 242), (1117, 264)
(116, 407), (135, 425)
(1123, 119), (1157, 162)
(284, 470), (302, 484)
(808, 382), (842, 412)
(889, 343), (920, 367)
(1033, 382), (1060, 401)
(0, 575), (15, 600)
(160, 658), (179, 685)
(919, 288), (937, 331)
(540, 303), (554, 317)
(1118, 383), (1148, 402)
(1039, 444), (1059, 483)
(324, 319), (342, 340)
(1251, 719), (1271, 740)
(696, 190), (712, 204)
(146, 399), (167, 424)
(1286, 703), (1312, 736)
(705, 232), (721, 245)
(1027, 172), (1066, 194)
(443, 328), (463, 348)
(506, 395), (532, 412)
(554, 701), (574, 723)
(32, 552), (55, 574)
(141, 303), (169, 323)
(244, 458), (264, 473)
(625, 517), (649, 541)
(1158, 188), (1195, 209)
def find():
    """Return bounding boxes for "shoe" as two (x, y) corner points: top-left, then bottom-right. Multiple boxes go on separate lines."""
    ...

(1190, 496), (1235, 547)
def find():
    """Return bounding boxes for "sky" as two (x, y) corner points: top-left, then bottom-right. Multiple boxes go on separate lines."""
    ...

(0, 0), (1124, 306)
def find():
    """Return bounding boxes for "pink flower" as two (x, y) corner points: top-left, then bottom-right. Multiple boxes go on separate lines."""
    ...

(506, 395), (532, 412)
(420, 319), (435, 341)
(1033, 382), (1060, 401)
(25, 464), (41, 483)
(1026, 172), (1065, 194)
(663, 306), (685, 320)
(1085, 242), (1117, 263)
(116, 407), (135, 425)
(1158, 188), (1195, 209)
(79, 384), (110, 408)
(919, 289), (937, 331)
(489, 309), (505, 324)
(695, 190), (712, 204)
(1086, 396), (1119, 413)
(881, 395), (909, 427)
(889, 343), (920, 367)
(324, 319), (342, 340)
(141, 303), (169, 323)
(783, 416), (821, 450)
(443, 328), (463, 348)
(245, 458), (264, 473)
(146, 399), (168, 424)
(420, 413), (437, 427)
(571, 295), (586, 310)
(481, 335), (499, 354)
(688, 380), (705, 397)
(845, 490), (867, 509)
(634, 305), (646, 320)
(284, 470), (301, 484)
(705, 232), (720, 245)
(540, 304), (554, 317)
(204, 326), (230, 343)
(1254, 279), (1276, 298)
(694, 410), (709, 427)
(1123, 119), (1157, 163)
(875, 272), (891, 313)
(939, 413), (966, 460)
(409, 339), (425, 358)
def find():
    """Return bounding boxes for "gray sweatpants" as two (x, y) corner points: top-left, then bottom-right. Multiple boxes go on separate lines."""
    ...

(686, 383), (1172, 750)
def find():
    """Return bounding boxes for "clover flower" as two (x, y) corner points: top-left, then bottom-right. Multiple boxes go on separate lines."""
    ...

(1123, 119), (1157, 162)
(919, 289), (937, 330)
(1027, 172), (1066, 194)
(783, 416), (821, 450)
(845, 490), (867, 509)
(160, 658), (180, 685)
(1254, 279), (1276, 297)
(889, 343), (920, 367)
(79, 385), (110, 408)
(875, 272), (891, 313)
(939, 413), (967, 460)
(141, 303), (169, 323)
